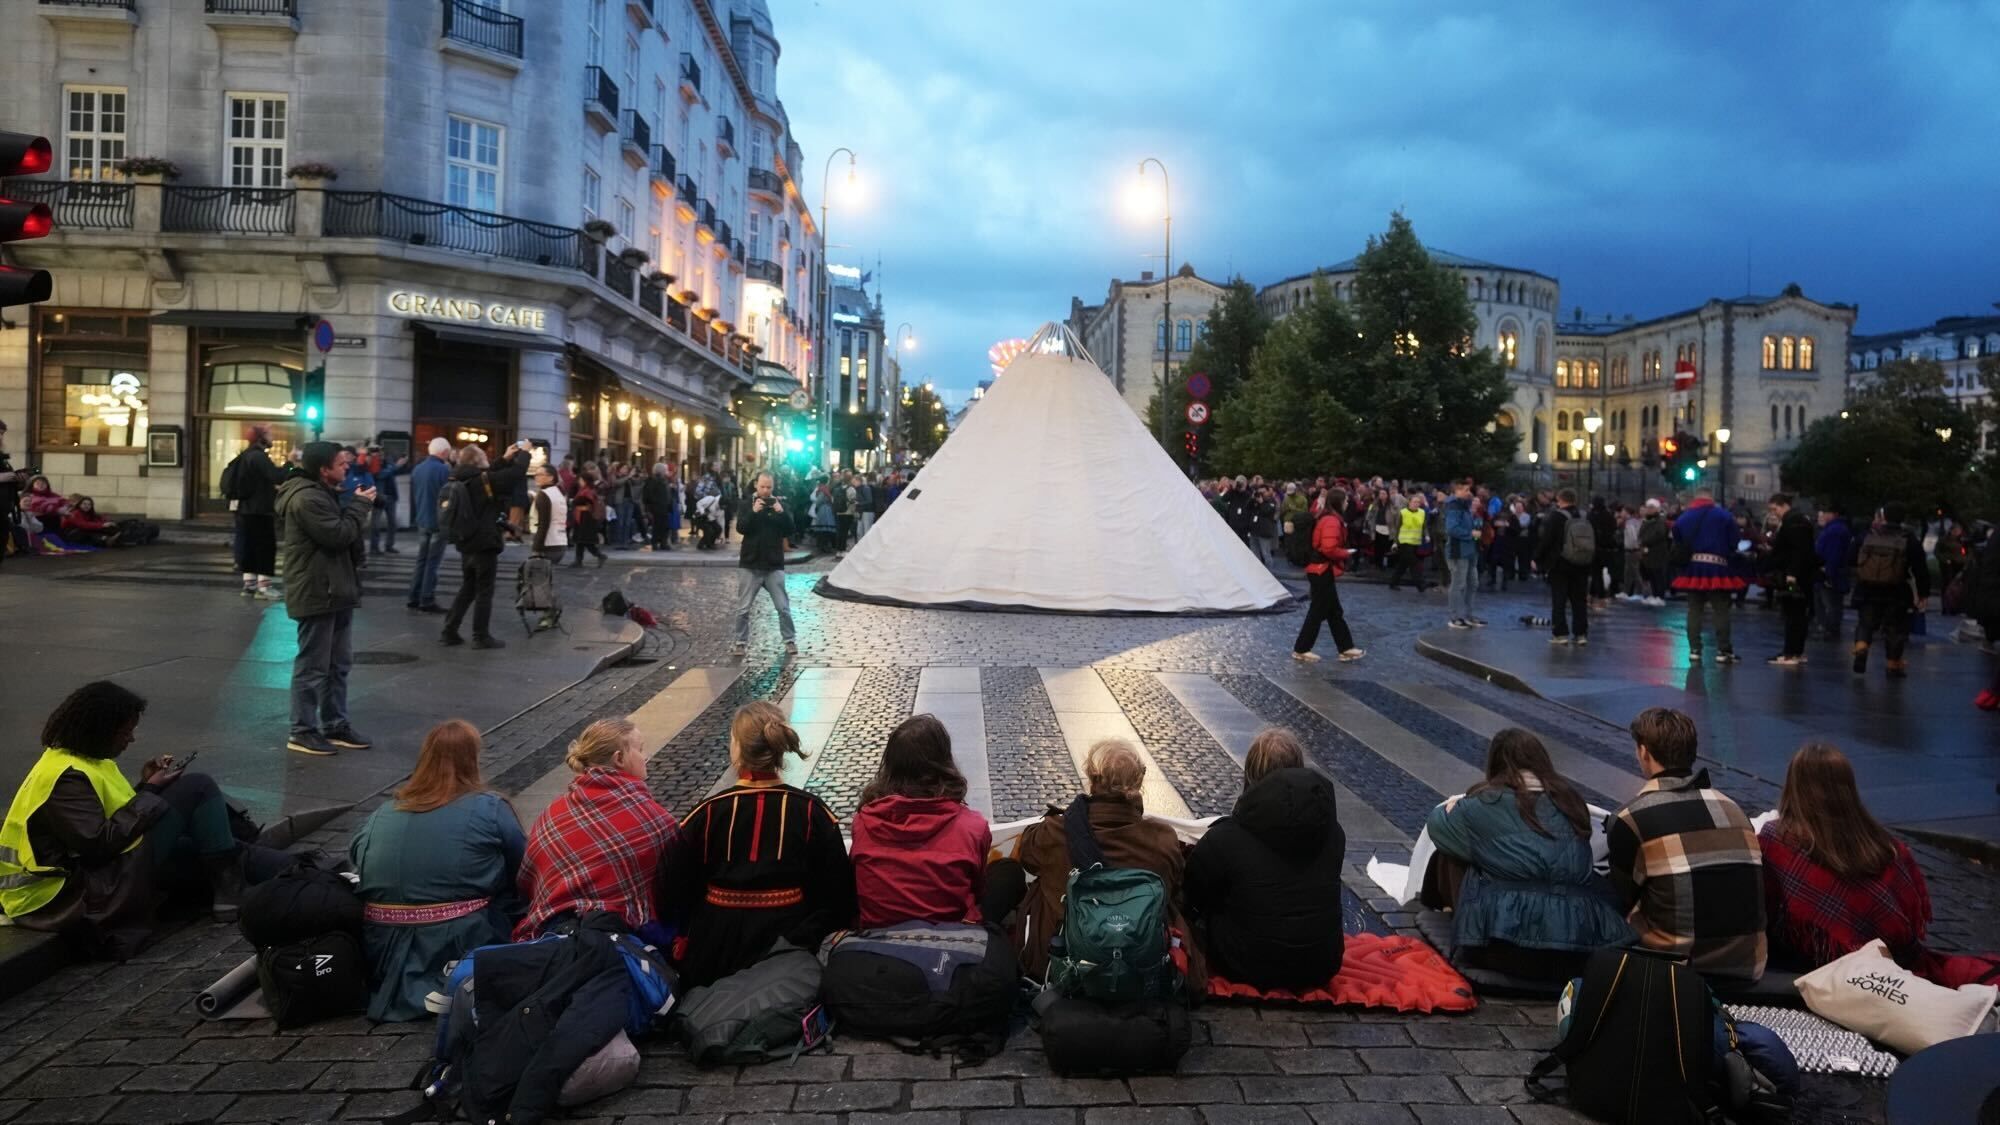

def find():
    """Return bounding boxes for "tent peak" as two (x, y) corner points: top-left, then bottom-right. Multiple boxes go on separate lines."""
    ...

(1021, 322), (1099, 369)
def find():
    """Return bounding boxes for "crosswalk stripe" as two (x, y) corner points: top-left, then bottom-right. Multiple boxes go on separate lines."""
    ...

(914, 667), (993, 819)
(1037, 667), (1193, 820)
(1271, 678), (1484, 798)
(1157, 673), (1410, 845)
(512, 665), (740, 826)
(1384, 682), (1642, 803)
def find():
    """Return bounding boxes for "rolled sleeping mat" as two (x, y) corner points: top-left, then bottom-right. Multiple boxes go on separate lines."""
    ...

(197, 955), (268, 1020)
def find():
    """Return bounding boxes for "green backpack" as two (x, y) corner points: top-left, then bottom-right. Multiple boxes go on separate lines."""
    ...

(1046, 799), (1177, 1003)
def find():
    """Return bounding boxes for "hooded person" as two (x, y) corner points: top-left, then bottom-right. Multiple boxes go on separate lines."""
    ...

(1183, 730), (1346, 991)
(848, 714), (992, 930)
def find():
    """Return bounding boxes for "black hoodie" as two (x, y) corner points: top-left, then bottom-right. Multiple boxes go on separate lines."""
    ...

(1184, 767), (1346, 991)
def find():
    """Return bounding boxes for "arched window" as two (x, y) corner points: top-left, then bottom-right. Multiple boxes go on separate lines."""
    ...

(1799, 336), (1815, 369)
(1865, 351), (1878, 370)
(1476, 278), (1485, 300)
(1291, 291), (1302, 312)
(1797, 408), (1806, 429)
(1556, 360), (1570, 388)
(1175, 318), (1193, 352)
(1762, 335), (1777, 370)
(1781, 336), (1797, 369)
(1771, 403), (1779, 430)
(1496, 319), (1520, 368)
(1156, 317), (1166, 351)
(1784, 404), (1793, 435)
(1967, 337), (1983, 359)
(1535, 323), (1549, 374)
(1587, 361), (1601, 389)
(1557, 410), (1570, 431)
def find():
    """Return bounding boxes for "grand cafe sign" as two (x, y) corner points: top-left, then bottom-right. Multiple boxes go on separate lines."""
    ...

(388, 289), (549, 331)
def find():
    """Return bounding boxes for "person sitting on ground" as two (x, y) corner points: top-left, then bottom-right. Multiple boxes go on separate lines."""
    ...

(1003, 739), (1205, 989)
(350, 719), (525, 1021)
(60, 495), (121, 548)
(1422, 728), (1632, 979)
(665, 702), (856, 987)
(1606, 707), (1766, 981)
(1184, 729), (1346, 991)
(1759, 743), (1998, 987)
(0, 682), (284, 960)
(516, 718), (679, 942)
(22, 475), (66, 523)
(849, 713), (992, 930)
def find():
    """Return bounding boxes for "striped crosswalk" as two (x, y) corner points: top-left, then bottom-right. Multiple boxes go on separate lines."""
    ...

(507, 663), (1648, 841)
(58, 545), (469, 599)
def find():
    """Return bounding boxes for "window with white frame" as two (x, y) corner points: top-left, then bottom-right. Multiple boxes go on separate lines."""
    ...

(445, 115), (503, 212)
(624, 34), (640, 93)
(750, 127), (766, 171)
(655, 80), (669, 144)
(747, 210), (763, 261)
(587, 0), (605, 65)
(582, 165), (601, 221)
(225, 94), (287, 188)
(63, 87), (127, 181)
(617, 197), (636, 251)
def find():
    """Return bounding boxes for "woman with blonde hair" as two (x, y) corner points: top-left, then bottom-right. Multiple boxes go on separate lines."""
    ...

(665, 701), (855, 987)
(1007, 739), (1204, 988)
(516, 717), (679, 942)
(1185, 729), (1347, 990)
(351, 719), (524, 1020)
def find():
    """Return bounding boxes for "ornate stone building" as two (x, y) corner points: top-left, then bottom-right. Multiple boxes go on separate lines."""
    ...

(1067, 264), (1228, 418)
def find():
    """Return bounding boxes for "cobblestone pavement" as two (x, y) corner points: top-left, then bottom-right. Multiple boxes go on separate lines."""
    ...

(0, 558), (1986, 1123)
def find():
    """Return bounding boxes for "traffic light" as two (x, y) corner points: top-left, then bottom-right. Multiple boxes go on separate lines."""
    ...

(1, 131), (54, 309)
(300, 365), (326, 436)
(1682, 464), (1699, 482)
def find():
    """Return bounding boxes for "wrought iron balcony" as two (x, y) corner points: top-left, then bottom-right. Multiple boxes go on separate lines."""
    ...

(678, 53), (702, 99)
(676, 174), (698, 208)
(206, 0), (295, 12)
(441, 0), (523, 59)
(619, 110), (650, 164)
(698, 200), (717, 231)
(715, 219), (732, 247)
(0, 179), (132, 230)
(585, 65), (620, 118)
(746, 258), (783, 285)
(748, 167), (782, 199)
(650, 145), (676, 184)
(730, 238), (745, 264)
(715, 116), (736, 156)
(639, 280), (663, 317)
(603, 255), (637, 302)
(322, 191), (582, 269)
(39, 0), (136, 8)
(162, 186), (295, 235)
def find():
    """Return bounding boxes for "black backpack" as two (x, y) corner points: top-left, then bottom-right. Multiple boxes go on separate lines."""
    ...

(239, 858), (363, 949)
(257, 931), (367, 1029)
(438, 474), (492, 547)
(1032, 990), (1191, 1076)
(1527, 948), (1718, 1124)
(219, 452), (246, 502)
(820, 922), (1016, 1062)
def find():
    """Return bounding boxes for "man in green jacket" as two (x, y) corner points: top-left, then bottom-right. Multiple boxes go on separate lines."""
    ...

(276, 442), (372, 757)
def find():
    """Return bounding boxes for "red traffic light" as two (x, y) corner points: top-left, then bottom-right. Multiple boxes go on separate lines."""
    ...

(2, 200), (53, 241)
(0, 132), (51, 177)
(1660, 437), (1679, 456)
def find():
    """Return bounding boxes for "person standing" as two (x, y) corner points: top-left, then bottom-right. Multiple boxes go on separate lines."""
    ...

(0, 418), (22, 567)
(404, 437), (453, 614)
(1763, 494), (1819, 665)
(277, 442), (373, 757)
(440, 442), (532, 651)
(568, 468), (607, 568)
(1389, 492), (1432, 592)
(1669, 488), (1746, 665)
(832, 471), (856, 551)
(1587, 498), (1617, 607)
(642, 462), (677, 551)
(732, 472), (798, 657)
(1637, 499), (1671, 606)
(1537, 489), (1592, 645)
(526, 463), (570, 634)
(224, 423), (288, 600)
(1442, 478), (1484, 628)
(368, 445), (407, 555)
(853, 474), (877, 541)
(1814, 503), (1854, 641)
(1851, 503), (1929, 679)
(719, 472), (740, 542)
(1292, 487), (1364, 663)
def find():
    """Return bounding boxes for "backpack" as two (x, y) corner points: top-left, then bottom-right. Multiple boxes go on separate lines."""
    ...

(516, 554), (560, 631)
(238, 857), (363, 949)
(675, 943), (831, 1068)
(1047, 801), (1176, 1004)
(438, 474), (492, 547)
(1033, 990), (1191, 1076)
(1855, 527), (1908, 586)
(1561, 512), (1598, 567)
(820, 921), (1017, 1062)
(219, 451), (247, 502)
(256, 931), (367, 1030)
(1526, 948), (1717, 1124)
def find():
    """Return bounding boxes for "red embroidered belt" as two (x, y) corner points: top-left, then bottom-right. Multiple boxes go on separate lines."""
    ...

(705, 885), (803, 910)
(363, 897), (492, 926)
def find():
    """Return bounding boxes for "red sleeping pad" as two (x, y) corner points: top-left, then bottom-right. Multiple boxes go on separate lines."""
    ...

(1206, 934), (1477, 1013)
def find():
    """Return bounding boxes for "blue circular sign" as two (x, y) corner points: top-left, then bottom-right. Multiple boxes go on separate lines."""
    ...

(313, 320), (335, 353)
(1186, 372), (1211, 399)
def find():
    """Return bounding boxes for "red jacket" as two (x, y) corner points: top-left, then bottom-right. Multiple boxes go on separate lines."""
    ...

(850, 795), (991, 930)
(63, 507), (112, 534)
(1304, 511), (1351, 577)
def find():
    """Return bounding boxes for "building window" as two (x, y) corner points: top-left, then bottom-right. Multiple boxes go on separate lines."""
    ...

(1771, 403), (1779, 431)
(225, 94), (287, 188)
(1798, 336), (1815, 369)
(35, 311), (151, 452)
(1197, 319), (1210, 341)
(624, 34), (640, 94)
(1555, 360), (1569, 388)
(1557, 410), (1570, 431)
(1535, 324), (1549, 374)
(1497, 328), (1519, 368)
(747, 210), (763, 261)
(63, 86), (127, 181)
(1967, 337), (1983, 359)
(1587, 361), (1601, 389)
(1781, 336), (1797, 370)
(587, 0), (605, 64)
(1156, 317), (1167, 351)
(1175, 319), (1193, 352)
(581, 165), (601, 220)
(616, 197), (635, 251)
(445, 115), (503, 212)
(1762, 335), (1777, 370)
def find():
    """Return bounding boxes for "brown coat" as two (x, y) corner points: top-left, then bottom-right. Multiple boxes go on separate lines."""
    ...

(1009, 797), (1206, 990)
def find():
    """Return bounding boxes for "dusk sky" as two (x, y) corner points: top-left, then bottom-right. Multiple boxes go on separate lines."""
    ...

(774, 1), (1999, 404)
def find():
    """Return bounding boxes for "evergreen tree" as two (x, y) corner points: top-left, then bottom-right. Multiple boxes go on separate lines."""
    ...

(897, 385), (949, 459)
(1780, 356), (1992, 516)
(1214, 276), (1358, 477)
(1145, 276), (1269, 473)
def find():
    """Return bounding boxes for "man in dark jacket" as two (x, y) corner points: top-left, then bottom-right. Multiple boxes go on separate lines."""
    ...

(1763, 493), (1819, 664)
(1814, 503), (1854, 641)
(641, 462), (677, 551)
(1535, 488), (1591, 644)
(441, 442), (532, 650)
(404, 436), (453, 612)
(227, 423), (289, 599)
(732, 471), (796, 656)
(1852, 502), (1930, 679)
(276, 442), (372, 757)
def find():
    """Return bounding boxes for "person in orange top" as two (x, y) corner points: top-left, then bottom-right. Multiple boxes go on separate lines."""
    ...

(1292, 486), (1364, 663)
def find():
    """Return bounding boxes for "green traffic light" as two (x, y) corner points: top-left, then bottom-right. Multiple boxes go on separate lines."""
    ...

(1683, 466), (1698, 481)
(305, 405), (320, 422)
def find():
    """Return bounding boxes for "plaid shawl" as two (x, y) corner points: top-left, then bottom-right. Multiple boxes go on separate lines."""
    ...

(1605, 769), (1767, 981)
(517, 768), (680, 940)
(1757, 822), (1929, 972)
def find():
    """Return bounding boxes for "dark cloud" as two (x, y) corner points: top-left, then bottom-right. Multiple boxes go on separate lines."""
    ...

(775, 0), (1999, 399)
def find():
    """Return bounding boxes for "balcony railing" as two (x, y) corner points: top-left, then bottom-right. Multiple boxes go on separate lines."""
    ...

(679, 53), (702, 97)
(323, 191), (582, 269)
(676, 174), (698, 208)
(206, 0), (295, 13)
(716, 116), (736, 153)
(715, 219), (731, 247)
(620, 109), (650, 152)
(1, 179), (132, 230)
(585, 65), (620, 117)
(698, 200), (717, 230)
(162, 186), (295, 235)
(731, 238), (745, 264)
(639, 280), (663, 317)
(747, 258), (782, 285)
(748, 167), (782, 198)
(666, 296), (688, 332)
(441, 0), (523, 59)
(779, 219), (790, 243)
(603, 255), (636, 301)
(38, 0), (136, 8)
(650, 145), (675, 183)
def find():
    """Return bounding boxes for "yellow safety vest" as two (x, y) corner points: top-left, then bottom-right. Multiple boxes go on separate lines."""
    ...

(0, 749), (141, 919)
(1397, 507), (1428, 546)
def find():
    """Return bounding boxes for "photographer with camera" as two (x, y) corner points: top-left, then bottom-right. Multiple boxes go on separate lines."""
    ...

(276, 442), (374, 757)
(732, 471), (798, 656)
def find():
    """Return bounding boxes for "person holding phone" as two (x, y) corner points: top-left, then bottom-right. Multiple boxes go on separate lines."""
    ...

(732, 471), (797, 656)
(277, 442), (375, 756)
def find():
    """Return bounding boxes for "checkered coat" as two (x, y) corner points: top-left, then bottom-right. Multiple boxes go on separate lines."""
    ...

(1605, 769), (1766, 981)
(516, 768), (680, 940)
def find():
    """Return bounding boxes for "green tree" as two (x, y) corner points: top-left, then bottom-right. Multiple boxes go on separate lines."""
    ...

(1780, 356), (1994, 516)
(898, 384), (949, 459)
(1213, 277), (1359, 477)
(1144, 276), (1270, 473)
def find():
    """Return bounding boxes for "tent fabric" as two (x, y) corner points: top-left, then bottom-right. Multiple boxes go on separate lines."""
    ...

(821, 325), (1291, 615)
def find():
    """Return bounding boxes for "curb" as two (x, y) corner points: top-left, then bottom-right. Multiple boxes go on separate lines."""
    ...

(1413, 633), (1537, 695)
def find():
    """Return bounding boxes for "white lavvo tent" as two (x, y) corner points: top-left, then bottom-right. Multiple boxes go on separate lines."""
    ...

(818, 323), (1292, 614)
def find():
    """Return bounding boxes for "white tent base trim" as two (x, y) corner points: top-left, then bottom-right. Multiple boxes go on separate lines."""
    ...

(813, 576), (1303, 617)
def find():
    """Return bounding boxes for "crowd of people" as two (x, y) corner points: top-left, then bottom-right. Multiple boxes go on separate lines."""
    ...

(0, 418), (160, 560)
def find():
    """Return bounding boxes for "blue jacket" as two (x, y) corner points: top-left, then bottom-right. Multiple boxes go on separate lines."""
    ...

(408, 455), (451, 531)
(374, 458), (406, 501)
(342, 464), (376, 495)
(1670, 498), (1746, 590)
(1815, 518), (1855, 593)
(1425, 786), (1633, 954)
(1443, 496), (1478, 561)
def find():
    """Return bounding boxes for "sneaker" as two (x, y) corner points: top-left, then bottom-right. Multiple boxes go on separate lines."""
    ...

(784, 640), (799, 655)
(1688, 651), (1703, 666)
(1338, 648), (1366, 662)
(424, 989), (453, 1016)
(287, 731), (339, 757)
(1644, 597), (1666, 607)
(471, 635), (507, 650)
(439, 631), (465, 647)
(240, 586), (256, 597)
(1292, 650), (1323, 663)
(1768, 654), (1801, 666)
(1715, 651), (1740, 664)
(730, 642), (747, 656)
(1468, 618), (1488, 628)
(1448, 619), (1472, 630)
(1549, 636), (1571, 646)
(325, 726), (373, 750)
(1886, 661), (1908, 680)
(1575, 636), (1589, 647)
(254, 587), (283, 601)
(417, 603), (445, 615)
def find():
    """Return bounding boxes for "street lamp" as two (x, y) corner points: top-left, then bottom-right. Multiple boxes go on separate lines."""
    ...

(1133, 157), (1174, 464)
(1714, 427), (1731, 504)
(817, 147), (859, 473)
(1937, 426), (1954, 442)
(1582, 411), (1603, 499)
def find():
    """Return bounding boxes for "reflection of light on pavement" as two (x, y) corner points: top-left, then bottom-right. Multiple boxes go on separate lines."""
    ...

(210, 605), (304, 823)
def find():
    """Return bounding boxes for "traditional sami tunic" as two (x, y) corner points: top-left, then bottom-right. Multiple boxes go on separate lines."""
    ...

(666, 771), (856, 988)
(1670, 498), (1748, 591)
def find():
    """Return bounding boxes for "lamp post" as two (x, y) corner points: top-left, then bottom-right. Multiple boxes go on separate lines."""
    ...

(1582, 409), (1603, 499)
(1714, 427), (1731, 504)
(1134, 158), (1173, 462)
(817, 147), (858, 476)
(1569, 437), (1586, 489)
(1603, 442), (1617, 500)
(1528, 450), (1541, 492)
